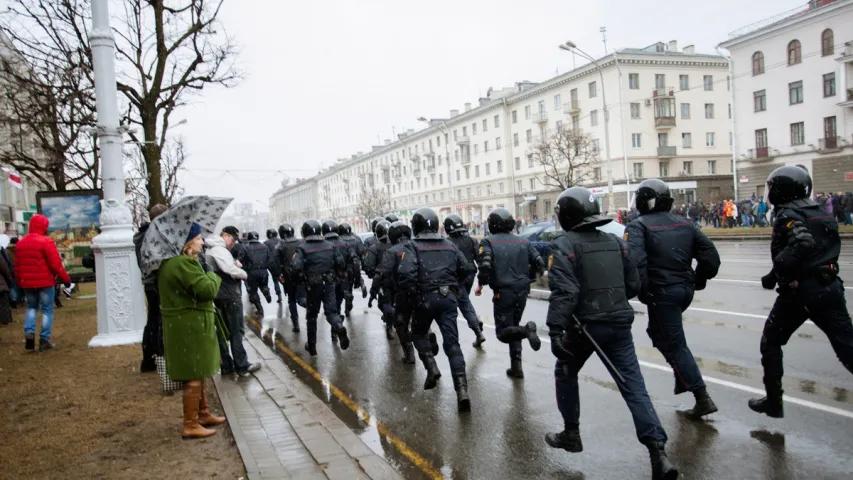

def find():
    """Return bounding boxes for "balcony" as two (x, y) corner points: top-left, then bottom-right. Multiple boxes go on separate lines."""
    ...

(749, 146), (773, 161)
(838, 88), (853, 108)
(460, 153), (471, 165)
(380, 164), (390, 171)
(456, 136), (470, 145)
(394, 173), (402, 182)
(657, 146), (677, 158)
(532, 111), (548, 123)
(653, 88), (674, 97)
(819, 136), (841, 152)
(410, 154), (420, 162)
(382, 174), (391, 184)
(426, 163), (436, 173)
(655, 116), (676, 129)
(563, 100), (580, 114)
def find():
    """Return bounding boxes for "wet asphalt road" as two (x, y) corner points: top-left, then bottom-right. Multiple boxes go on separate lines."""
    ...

(245, 241), (853, 480)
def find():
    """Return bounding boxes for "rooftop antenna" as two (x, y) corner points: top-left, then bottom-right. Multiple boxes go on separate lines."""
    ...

(600, 26), (608, 54)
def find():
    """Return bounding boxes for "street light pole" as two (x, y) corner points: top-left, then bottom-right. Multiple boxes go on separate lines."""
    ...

(88, 0), (147, 347)
(560, 42), (614, 213)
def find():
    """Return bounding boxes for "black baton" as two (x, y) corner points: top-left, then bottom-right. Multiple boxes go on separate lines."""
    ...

(572, 315), (626, 384)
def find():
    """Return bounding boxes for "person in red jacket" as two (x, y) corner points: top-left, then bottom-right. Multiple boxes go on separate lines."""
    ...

(14, 214), (70, 352)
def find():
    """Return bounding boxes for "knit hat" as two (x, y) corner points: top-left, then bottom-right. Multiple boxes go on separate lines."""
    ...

(186, 222), (202, 244)
(221, 225), (239, 240)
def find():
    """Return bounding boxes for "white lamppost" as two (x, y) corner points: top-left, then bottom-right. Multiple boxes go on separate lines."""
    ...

(559, 41), (615, 212)
(87, 0), (147, 347)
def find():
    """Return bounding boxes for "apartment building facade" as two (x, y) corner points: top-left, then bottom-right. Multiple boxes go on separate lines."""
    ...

(270, 40), (734, 230)
(269, 178), (318, 229)
(720, 0), (853, 199)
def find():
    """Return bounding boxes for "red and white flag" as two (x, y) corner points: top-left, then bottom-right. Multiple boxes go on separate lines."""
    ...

(2, 168), (22, 189)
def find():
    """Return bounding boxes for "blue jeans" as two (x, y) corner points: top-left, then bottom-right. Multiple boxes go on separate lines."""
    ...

(24, 287), (56, 341)
(741, 214), (751, 227)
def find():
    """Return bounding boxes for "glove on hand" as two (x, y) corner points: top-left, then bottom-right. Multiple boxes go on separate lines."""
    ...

(761, 272), (777, 290)
(549, 331), (573, 361)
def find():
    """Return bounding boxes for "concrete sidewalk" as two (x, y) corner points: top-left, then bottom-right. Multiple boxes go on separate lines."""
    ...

(212, 331), (402, 480)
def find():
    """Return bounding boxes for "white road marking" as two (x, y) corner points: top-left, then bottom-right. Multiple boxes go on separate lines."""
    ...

(714, 278), (853, 291)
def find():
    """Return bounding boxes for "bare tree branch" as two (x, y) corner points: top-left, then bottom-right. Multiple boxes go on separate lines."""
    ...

(354, 172), (390, 231)
(527, 126), (601, 191)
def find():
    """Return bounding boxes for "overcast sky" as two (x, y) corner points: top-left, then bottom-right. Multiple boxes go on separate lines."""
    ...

(175, 0), (806, 212)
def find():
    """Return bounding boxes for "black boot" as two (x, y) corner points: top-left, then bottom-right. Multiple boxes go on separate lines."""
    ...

(38, 338), (56, 352)
(331, 329), (338, 345)
(402, 343), (416, 364)
(385, 322), (395, 340)
(428, 331), (439, 356)
(686, 387), (718, 418)
(473, 328), (486, 348)
(673, 372), (687, 395)
(292, 320), (300, 333)
(335, 325), (350, 350)
(506, 357), (524, 379)
(544, 429), (583, 452)
(748, 391), (784, 418)
(305, 342), (317, 356)
(276, 294), (283, 304)
(361, 285), (367, 298)
(644, 441), (679, 480)
(422, 355), (442, 390)
(25, 333), (35, 352)
(452, 373), (471, 412)
(525, 321), (541, 351)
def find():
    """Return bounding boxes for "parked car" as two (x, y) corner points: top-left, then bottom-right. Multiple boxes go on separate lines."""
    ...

(520, 221), (626, 258)
(357, 232), (374, 243)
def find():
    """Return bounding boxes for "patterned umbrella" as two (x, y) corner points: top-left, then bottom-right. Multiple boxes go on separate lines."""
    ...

(139, 196), (233, 278)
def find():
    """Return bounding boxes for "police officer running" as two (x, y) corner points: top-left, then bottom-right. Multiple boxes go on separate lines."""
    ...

(291, 219), (350, 355)
(245, 231), (274, 318)
(444, 214), (487, 347)
(322, 219), (356, 344)
(363, 216), (385, 250)
(749, 166), (853, 418)
(399, 208), (475, 412)
(625, 179), (721, 419)
(264, 229), (283, 304)
(474, 207), (543, 379)
(545, 187), (678, 480)
(276, 224), (302, 332)
(364, 220), (395, 340)
(338, 222), (367, 313)
(376, 221), (419, 363)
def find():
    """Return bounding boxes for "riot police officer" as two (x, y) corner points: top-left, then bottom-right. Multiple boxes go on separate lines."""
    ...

(245, 231), (273, 317)
(376, 221), (418, 363)
(276, 224), (302, 332)
(338, 222), (367, 313)
(546, 187), (678, 480)
(364, 220), (395, 339)
(292, 219), (349, 355)
(385, 213), (399, 223)
(322, 219), (355, 344)
(363, 216), (386, 250)
(444, 214), (486, 347)
(625, 178), (721, 419)
(474, 207), (543, 379)
(398, 208), (475, 412)
(264, 229), (283, 303)
(749, 166), (853, 418)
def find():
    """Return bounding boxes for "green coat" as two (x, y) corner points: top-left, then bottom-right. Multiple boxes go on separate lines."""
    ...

(158, 255), (222, 381)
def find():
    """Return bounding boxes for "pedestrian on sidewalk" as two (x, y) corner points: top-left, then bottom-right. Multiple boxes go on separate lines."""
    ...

(205, 227), (261, 377)
(134, 204), (168, 372)
(158, 223), (228, 439)
(14, 214), (70, 352)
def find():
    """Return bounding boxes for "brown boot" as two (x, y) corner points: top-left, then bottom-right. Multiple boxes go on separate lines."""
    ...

(182, 380), (216, 439)
(198, 379), (226, 427)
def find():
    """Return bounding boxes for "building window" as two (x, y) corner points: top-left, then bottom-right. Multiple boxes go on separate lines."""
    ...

(789, 81), (803, 104)
(728, 104), (732, 119)
(824, 116), (837, 138)
(524, 105), (531, 119)
(752, 51), (764, 75)
(754, 90), (766, 112)
(679, 75), (689, 90)
(787, 40), (801, 65)
(729, 132), (733, 146)
(484, 141), (489, 152)
(467, 187), (472, 198)
(571, 115), (580, 131)
(703, 75), (713, 91)
(494, 114), (500, 128)
(512, 110), (517, 124)
(462, 126), (467, 136)
(790, 122), (805, 146)
(473, 144), (479, 155)
(589, 81), (597, 98)
(472, 123), (478, 135)
(556, 120), (563, 131)
(822, 29), (834, 56)
(630, 103), (641, 119)
(456, 170), (460, 181)
(513, 133), (519, 146)
(681, 103), (690, 119)
(483, 119), (488, 132)
(755, 128), (768, 148)
(515, 157), (520, 170)
(659, 161), (669, 177)
(655, 74), (665, 88)
(499, 183), (504, 193)
(457, 189), (462, 199)
(682, 133), (692, 148)
(704, 104), (714, 119)
(593, 167), (601, 181)
(631, 133), (642, 148)
(591, 139), (600, 153)
(526, 129), (532, 143)
(529, 178), (536, 190)
(497, 160), (503, 173)
(707, 160), (717, 175)
(554, 94), (561, 111)
(705, 132), (715, 147)
(439, 173), (443, 184)
(633, 163), (643, 178)
(465, 167), (471, 179)
(590, 110), (599, 126)
(516, 180), (522, 192)
(824, 72), (836, 97)
(496, 137), (502, 150)
(683, 161), (693, 174)
(570, 88), (578, 106)
(528, 155), (534, 168)
(475, 165), (480, 177)
(629, 73), (639, 89)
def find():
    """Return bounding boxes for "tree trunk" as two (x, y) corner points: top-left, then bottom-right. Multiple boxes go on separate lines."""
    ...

(141, 109), (165, 208)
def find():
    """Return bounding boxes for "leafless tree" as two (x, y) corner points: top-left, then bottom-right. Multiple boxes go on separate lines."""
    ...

(527, 127), (601, 190)
(125, 137), (187, 227)
(114, 0), (241, 209)
(355, 176), (389, 230)
(0, 0), (99, 191)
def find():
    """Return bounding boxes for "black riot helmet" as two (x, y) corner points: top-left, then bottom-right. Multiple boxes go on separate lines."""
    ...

(321, 219), (338, 237)
(301, 219), (323, 241)
(279, 224), (295, 239)
(374, 220), (391, 242)
(766, 165), (813, 206)
(556, 186), (611, 231)
(635, 178), (674, 215)
(388, 220), (412, 245)
(487, 207), (515, 234)
(247, 231), (260, 241)
(443, 214), (465, 236)
(266, 229), (277, 239)
(385, 213), (399, 223)
(411, 208), (439, 236)
(371, 216), (386, 233)
(338, 222), (352, 236)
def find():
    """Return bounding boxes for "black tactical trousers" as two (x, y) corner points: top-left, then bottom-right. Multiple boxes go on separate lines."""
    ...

(493, 287), (530, 359)
(761, 279), (853, 395)
(247, 270), (271, 307)
(141, 287), (163, 365)
(394, 290), (416, 348)
(283, 280), (299, 321)
(646, 284), (705, 394)
(412, 291), (465, 375)
(305, 281), (343, 346)
(268, 268), (282, 297)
